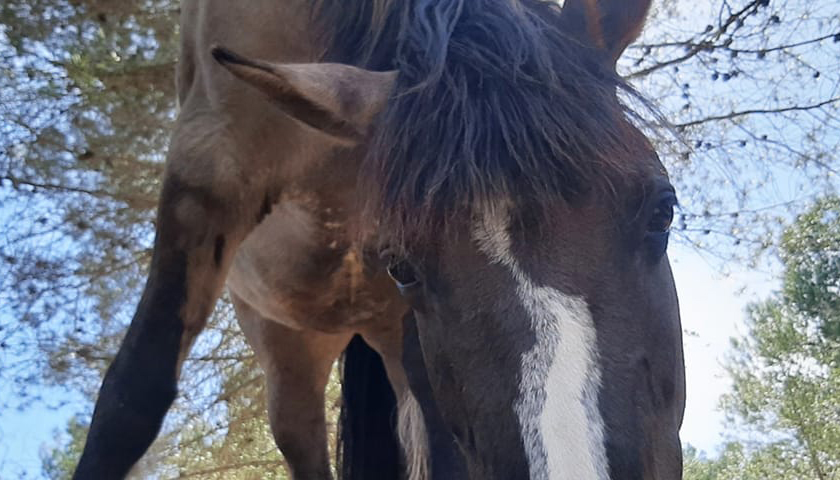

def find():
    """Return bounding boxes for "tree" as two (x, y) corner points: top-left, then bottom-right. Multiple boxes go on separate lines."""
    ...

(0, 0), (837, 477)
(684, 441), (830, 480)
(686, 197), (840, 480)
(40, 414), (88, 480)
(628, 0), (839, 265)
(39, 301), (299, 479)
(1, 0), (174, 409)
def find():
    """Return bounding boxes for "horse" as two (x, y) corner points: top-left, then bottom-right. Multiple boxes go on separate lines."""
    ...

(72, 0), (686, 479)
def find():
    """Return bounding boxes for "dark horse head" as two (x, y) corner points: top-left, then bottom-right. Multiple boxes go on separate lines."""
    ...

(214, 0), (685, 477)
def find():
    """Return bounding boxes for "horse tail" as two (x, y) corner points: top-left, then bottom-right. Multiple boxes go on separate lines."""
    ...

(338, 334), (401, 480)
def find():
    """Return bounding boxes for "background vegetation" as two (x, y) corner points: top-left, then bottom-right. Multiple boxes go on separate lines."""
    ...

(0, 0), (837, 478)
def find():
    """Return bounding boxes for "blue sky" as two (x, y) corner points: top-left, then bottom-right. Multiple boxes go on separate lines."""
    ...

(672, 243), (777, 453)
(0, 386), (83, 477)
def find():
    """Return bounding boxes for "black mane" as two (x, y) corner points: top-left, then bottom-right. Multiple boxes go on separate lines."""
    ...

(317, 0), (649, 241)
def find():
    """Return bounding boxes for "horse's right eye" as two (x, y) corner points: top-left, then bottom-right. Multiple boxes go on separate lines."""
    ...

(387, 260), (420, 290)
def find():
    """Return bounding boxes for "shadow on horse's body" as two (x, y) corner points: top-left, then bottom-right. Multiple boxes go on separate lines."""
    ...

(73, 0), (686, 479)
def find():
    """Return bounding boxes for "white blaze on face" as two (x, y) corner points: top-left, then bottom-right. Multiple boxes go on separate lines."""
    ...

(472, 205), (609, 480)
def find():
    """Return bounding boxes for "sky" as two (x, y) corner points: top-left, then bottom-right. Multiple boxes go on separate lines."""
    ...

(0, 386), (83, 477)
(671, 242), (777, 453)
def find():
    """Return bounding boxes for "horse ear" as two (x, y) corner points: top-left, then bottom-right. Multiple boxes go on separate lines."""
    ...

(559, 0), (652, 67)
(211, 46), (396, 144)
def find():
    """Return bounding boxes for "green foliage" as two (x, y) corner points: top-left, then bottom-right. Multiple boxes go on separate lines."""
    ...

(683, 445), (720, 480)
(1, 0), (176, 407)
(685, 441), (830, 480)
(40, 414), (87, 480)
(160, 353), (290, 480)
(38, 301), (314, 479)
(781, 197), (840, 343)
(687, 197), (840, 479)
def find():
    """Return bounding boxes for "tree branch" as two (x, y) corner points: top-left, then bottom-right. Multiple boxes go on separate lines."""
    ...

(1, 174), (157, 209)
(674, 97), (840, 129)
(176, 459), (287, 479)
(627, 0), (764, 79)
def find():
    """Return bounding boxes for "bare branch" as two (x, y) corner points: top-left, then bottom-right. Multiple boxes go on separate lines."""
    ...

(1, 174), (157, 209)
(176, 459), (287, 479)
(674, 97), (840, 129)
(627, 0), (765, 79)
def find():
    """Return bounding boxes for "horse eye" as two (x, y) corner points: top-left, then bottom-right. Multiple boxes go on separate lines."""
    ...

(644, 191), (676, 259)
(387, 260), (419, 289)
(648, 195), (675, 233)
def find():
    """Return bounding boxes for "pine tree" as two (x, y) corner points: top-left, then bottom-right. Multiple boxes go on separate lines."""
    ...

(686, 197), (840, 479)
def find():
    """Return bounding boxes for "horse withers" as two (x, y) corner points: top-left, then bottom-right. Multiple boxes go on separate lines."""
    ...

(73, 0), (685, 479)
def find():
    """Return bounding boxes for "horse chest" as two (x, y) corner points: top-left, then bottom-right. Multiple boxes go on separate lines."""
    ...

(226, 198), (399, 333)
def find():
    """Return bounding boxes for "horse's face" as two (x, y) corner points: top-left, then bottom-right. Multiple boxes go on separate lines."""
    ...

(215, 0), (684, 476)
(391, 168), (684, 479)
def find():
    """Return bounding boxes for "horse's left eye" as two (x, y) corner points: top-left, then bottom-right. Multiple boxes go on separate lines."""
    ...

(648, 196), (675, 233)
(644, 191), (677, 258)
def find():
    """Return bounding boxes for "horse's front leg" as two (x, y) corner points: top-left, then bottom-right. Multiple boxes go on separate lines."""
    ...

(232, 294), (351, 480)
(72, 122), (271, 479)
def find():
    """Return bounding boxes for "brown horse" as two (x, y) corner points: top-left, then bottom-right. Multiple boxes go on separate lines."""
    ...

(73, 0), (685, 479)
